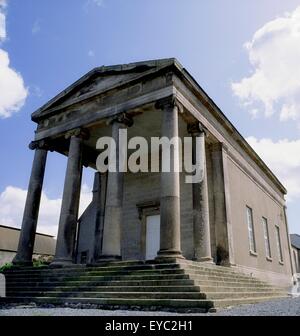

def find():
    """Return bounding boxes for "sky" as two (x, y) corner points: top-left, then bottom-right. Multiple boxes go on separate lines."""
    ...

(0, 0), (300, 236)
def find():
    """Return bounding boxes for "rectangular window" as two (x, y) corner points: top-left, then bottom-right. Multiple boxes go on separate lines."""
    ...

(262, 217), (271, 258)
(246, 206), (256, 253)
(275, 225), (283, 263)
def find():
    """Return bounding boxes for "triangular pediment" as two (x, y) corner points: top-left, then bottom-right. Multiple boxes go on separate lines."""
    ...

(49, 72), (144, 108)
(32, 58), (178, 121)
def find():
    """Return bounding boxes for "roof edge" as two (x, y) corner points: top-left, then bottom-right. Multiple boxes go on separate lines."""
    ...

(0, 224), (55, 238)
(171, 62), (287, 195)
(31, 58), (177, 120)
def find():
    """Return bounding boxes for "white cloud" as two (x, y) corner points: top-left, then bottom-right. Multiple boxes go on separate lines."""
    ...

(0, 1), (28, 118)
(0, 50), (28, 118)
(232, 6), (300, 123)
(247, 136), (300, 201)
(0, 184), (93, 236)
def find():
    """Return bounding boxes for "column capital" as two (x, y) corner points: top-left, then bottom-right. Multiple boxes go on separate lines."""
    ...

(108, 112), (134, 127)
(64, 128), (90, 140)
(29, 139), (53, 151)
(155, 96), (183, 113)
(187, 121), (206, 136)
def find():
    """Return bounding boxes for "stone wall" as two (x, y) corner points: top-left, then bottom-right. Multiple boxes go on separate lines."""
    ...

(227, 155), (293, 287)
(0, 251), (15, 267)
(121, 171), (195, 260)
(119, 142), (293, 287)
(0, 251), (53, 267)
(121, 144), (216, 262)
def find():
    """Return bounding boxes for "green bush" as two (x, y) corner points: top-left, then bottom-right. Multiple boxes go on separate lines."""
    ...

(32, 259), (47, 268)
(0, 262), (13, 272)
(32, 255), (53, 268)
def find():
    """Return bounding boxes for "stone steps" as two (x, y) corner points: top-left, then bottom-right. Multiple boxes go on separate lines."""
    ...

(0, 296), (215, 311)
(1, 260), (287, 312)
(5, 264), (261, 280)
(5, 267), (186, 277)
(196, 285), (282, 293)
(5, 263), (179, 274)
(6, 285), (200, 293)
(5, 291), (207, 300)
(4, 273), (191, 282)
(4, 290), (285, 300)
(213, 296), (286, 309)
(186, 272), (267, 283)
(6, 283), (277, 293)
(6, 261), (267, 279)
(6, 288), (279, 302)
(204, 291), (285, 300)
(5, 267), (262, 281)
(6, 279), (195, 287)
(6, 282), (276, 294)
(0, 295), (286, 312)
(5, 272), (269, 284)
(194, 280), (274, 289)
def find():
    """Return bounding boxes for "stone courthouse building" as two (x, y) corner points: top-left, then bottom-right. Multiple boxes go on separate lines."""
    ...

(5, 59), (295, 310)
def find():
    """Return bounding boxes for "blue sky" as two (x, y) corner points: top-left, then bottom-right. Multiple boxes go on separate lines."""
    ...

(0, 0), (300, 235)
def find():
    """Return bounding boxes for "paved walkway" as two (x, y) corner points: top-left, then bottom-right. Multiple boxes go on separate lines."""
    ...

(0, 297), (299, 316)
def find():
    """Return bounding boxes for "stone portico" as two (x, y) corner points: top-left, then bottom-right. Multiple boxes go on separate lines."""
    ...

(12, 59), (293, 289)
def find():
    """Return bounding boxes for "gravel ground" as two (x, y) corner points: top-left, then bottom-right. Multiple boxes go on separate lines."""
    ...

(0, 297), (300, 316)
(216, 296), (300, 316)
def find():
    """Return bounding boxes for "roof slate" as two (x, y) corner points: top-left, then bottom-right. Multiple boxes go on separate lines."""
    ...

(291, 234), (300, 250)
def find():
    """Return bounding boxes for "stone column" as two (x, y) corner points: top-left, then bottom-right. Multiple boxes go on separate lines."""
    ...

(52, 129), (87, 266)
(101, 113), (133, 260)
(13, 141), (48, 266)
(211, 142), (235, 265)
(156, 98), (183, 259)
(188, 122), (212, 262)
(93, 172), (107, 262)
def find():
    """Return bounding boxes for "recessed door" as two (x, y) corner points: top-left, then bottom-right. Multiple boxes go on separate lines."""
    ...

(146, 214), (160, 260)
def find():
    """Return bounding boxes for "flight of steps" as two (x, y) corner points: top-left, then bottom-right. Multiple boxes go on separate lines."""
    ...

(1, 259), (287, 312)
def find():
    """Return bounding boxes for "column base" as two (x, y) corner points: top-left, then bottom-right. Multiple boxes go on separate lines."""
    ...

(193, 256), (214, 263)
(156, 249), (185, 261)
(218, 260), (236, 267)
(94, 255), (122, 262)
(12, 257), (33, 267)
(50, 258), (74, 268)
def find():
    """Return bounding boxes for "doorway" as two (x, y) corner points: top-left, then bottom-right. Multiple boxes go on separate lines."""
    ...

(145, 215), (160, 260)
